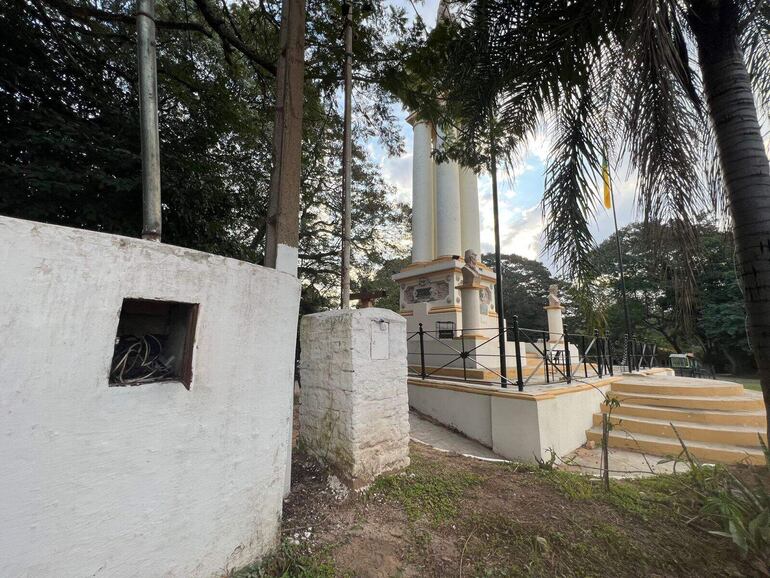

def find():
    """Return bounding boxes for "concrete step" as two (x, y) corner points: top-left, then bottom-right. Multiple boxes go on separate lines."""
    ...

(585, 427), (767, 466)
(592, 413), (767, 447)
(607, 391), (765, 411)
(601, 402), (768, 428)
(611, 379), (744, 397)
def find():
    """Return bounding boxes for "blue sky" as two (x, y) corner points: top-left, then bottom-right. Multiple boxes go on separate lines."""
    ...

(367, 0), (639, 273)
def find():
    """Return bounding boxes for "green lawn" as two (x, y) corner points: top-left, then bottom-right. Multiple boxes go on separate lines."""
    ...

(718, 375), (762, 392)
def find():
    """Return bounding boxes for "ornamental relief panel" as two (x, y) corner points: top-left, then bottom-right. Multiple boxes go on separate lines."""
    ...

(402, 277), (450, 304)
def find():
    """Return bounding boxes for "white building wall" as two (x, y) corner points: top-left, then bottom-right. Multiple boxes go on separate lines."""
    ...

(0, 216), (300, 578)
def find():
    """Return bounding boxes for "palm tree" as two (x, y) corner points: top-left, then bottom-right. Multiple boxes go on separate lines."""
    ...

(397, 0), (770, 442)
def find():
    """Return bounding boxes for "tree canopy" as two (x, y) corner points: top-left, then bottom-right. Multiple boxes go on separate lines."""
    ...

(0, 0), (416, 304)
(572, 221), (753, 373)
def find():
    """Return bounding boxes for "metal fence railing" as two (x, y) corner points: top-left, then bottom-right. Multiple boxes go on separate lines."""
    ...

(407, 316), (658, 391)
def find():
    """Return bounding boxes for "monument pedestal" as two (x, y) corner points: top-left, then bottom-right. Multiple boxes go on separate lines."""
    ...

(299, 308), (410, 487)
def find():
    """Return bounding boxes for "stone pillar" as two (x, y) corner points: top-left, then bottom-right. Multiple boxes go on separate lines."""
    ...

(435, 125), (462, 257)
(545, 284), (564, 343)
(459, 167), (481, 255)
(545, 306), (564, 343)
(299, 308), (410, 487)
(459, 287), (482, 336)
(411, 119), (435, 263)
(458, 249), (484, 338)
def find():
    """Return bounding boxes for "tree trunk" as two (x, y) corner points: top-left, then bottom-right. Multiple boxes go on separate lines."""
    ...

(691, 0), (770, 448)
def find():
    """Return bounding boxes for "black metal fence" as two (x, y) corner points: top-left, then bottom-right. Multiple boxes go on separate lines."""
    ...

(407, 317), (658, 391)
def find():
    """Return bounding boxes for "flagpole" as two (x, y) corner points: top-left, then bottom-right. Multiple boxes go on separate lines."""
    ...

(606, 159), (633, 371)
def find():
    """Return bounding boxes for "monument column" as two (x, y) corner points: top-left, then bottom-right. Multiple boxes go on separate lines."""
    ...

(410, 118), (435, 263)
(435, 125), (462, 257)
(545, 284), (565, 343)
(459, 168), (481, 255)
(457, 250), (484, 338)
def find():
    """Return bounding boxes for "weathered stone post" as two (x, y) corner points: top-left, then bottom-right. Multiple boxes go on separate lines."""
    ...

(299, 308), (410, 487)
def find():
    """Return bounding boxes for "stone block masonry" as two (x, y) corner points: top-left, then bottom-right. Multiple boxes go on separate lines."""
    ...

(299, 308), (410, 486)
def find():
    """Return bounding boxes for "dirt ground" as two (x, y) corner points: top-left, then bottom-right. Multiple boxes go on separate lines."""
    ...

(228, 398), (767, 577)
(231, 441), (766, 578)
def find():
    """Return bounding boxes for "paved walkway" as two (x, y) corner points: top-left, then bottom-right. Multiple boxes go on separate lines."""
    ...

(408, 412), (502, 461)
(408, 411), (687, 477)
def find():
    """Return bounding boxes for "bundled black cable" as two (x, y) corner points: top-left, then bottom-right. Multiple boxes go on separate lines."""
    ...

(110, 334), (173, 385)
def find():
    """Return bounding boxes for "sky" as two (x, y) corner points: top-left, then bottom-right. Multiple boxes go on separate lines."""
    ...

(365, 0), (639, 273)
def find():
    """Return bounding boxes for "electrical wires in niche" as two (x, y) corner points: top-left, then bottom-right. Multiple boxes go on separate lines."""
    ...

(110, 334), (175, 385)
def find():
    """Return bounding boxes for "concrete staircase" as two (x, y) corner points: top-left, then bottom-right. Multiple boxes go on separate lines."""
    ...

(586, 372), (768, 465)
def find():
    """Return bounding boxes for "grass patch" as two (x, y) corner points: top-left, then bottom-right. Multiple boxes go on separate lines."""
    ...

(231, 540), (340, 578)
(536, 468), (686, 520)
(462, 515), (651, 577)
(717, 375), (762, 392)
(369, 453), (481, 523)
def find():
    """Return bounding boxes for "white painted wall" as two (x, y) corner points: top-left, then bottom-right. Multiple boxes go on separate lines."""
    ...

(408, 383), (493, 447)
(0, 216), (301, 578)
(535, 385), (610, 459)
(408, 380), (610, 462)
(299, 308), (410, 486)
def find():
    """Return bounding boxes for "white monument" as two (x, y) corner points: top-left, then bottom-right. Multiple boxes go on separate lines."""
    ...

(393, 114), (502, 377)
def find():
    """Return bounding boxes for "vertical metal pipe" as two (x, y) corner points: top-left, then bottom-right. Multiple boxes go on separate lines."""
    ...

(489, 115), (507, 387)
(340, 0), (353, 308)
(595, 329), (603, 378)
(512, 316), (523, 391)
(137, 0), (161, 241)
(609, 182), (633, 371)
(543, 331), (550, 383)
(419, 323), (426, 379)
(564, 327), (571, 384)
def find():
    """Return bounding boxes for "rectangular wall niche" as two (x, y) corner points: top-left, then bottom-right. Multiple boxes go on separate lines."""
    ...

(110, 298), (198, 388)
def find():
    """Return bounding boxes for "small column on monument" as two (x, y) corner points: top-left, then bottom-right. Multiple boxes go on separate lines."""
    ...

(410, 117), (435, 263)
(545, 284), (565, 343)
(457, 249), (484, 338)
(435, 125), (462, 257)
(459, 167), (481, 255)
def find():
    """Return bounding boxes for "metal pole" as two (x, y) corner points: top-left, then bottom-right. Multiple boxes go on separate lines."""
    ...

(137, 0), (161, 241)
(340, 0), (353, 308)
(512, 316), (523, 391)
(609, 168), (633, 372)
(265, 0), (306, 274)
(489, 115), (507, 387)
(595, 329), (603, 378)
(564, 326), (571, 384)
(418, 323), (426, 379)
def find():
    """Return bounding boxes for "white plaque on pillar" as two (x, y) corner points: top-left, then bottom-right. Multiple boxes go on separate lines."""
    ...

(371, 320), (390, 360)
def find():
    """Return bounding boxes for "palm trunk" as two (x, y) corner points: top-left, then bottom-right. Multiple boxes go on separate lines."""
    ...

(691, 1), (770, 447)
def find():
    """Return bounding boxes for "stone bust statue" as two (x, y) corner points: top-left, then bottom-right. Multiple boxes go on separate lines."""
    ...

(548, 283), (561, 307)
(462, 249), (481, 286)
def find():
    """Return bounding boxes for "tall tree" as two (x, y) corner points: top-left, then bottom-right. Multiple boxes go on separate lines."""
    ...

(481, 253), (558, 331)
(584, 221), (753, 372)
(0, 0), (413, 300)
(398, 0), (770, 444)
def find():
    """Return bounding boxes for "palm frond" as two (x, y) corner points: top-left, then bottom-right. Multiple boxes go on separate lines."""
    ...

(739, 0), (770, 122)
(542, 83), (605, 281)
